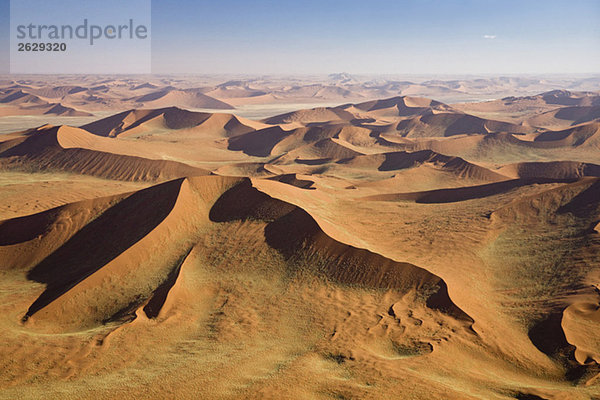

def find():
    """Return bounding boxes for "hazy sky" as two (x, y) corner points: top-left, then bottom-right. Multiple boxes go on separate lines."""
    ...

(1, 0), (599, 75)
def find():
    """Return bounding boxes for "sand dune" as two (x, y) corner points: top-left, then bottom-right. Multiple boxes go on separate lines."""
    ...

(0, 176), (470, 332)
(212, 161), (272, 177)
(498, 161), (600, 179)
(562, 299), (600, 367)
(488, 177), (600, 226)
(0, 103), (92, 117)
(457, 90), (600, 111)
(228, 125), (291, 157)
(132, 88), (233, 110)
(375, 127), (600, 168)
(3, 177), (208, 330)
(81, 107), (263, 138)
(540, 90), (600, 107)
(266, 173), (316, 189)
(131, 82), (159, 90)
(350, 95), (452, 117)
(358, 178), (578, 203)
(23, 85), (88, 99)
(533, 121), (600, 148)
(450, 90), (600, 132)
(0, 125), (208, 181)
(0, 89), (92, 117)
(262, 107), (355, 125)
(339, 149), (508, 181)
(527, 105), (600, 129)
(213, 179), (470, 319)
(228, 124), (374, 161)
(392, 111), (534, 138)
(262, 96), (453, 126)
(283, 138), (364, 161)
(42, 103), (91, 116)
(1, 89), (47, 105)
(204, 82), (267, 99)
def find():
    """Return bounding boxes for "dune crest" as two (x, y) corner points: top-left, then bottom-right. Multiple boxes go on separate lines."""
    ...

(0, 125), (208, 181)
(81, 106), (263, 138)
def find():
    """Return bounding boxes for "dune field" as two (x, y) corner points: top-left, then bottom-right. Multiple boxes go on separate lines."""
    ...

(0, 77), (599, 399)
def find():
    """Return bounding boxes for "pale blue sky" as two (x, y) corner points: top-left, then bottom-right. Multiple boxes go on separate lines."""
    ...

(1, 0), (599, 74)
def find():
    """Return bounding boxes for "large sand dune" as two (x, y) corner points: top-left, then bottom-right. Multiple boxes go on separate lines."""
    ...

(131, 88), (233, 110)
(1, 176), (471, 346)
(0, 125), (208, 181)
(81, 106), (264, 138)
